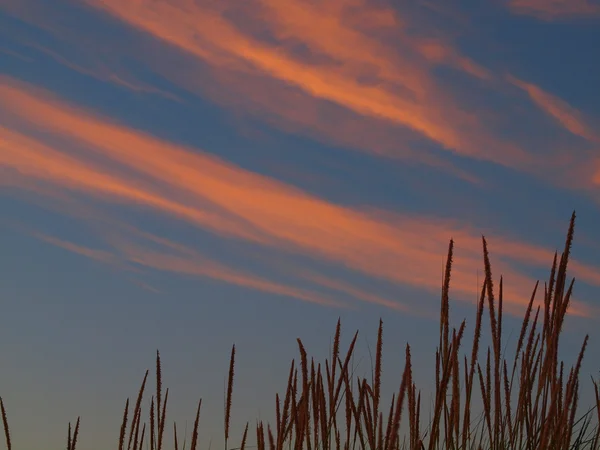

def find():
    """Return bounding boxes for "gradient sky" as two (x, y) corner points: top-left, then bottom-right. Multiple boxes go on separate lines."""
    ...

(1, 1), (600, 449)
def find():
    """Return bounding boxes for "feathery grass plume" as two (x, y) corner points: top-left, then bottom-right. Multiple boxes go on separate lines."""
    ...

(477, 363), (493, 447)
(482, 237), (499, 356)
(297, 338), (310, 449)
(450, 345), (460, 447)
(329, 320), (341, 424)
(310, 359), (320, 450)
(408, 382), (416, 450)
(333, 330), (359, 412)
(383, 393), (395, 450)
(373, 319), (383, 444)
(68, 421), (72, 450)
(118, 398), (129, 450)
(257, 421), (265, 450)
(268, 424), (276, 450)
(440, 239), (454, 368)
(555, 211), (576, 303)
(482, 237), (506, 450)
(156, 350), (162, 444)
(429, 322), (465, 450)
(389, 344), (411, 450)
(502, 360), (512, 443)
(328, 335), (359, 450)
(129, 370), (149, 450)
(139, 423), (146, 450)
(416, 391), (421, 449)
(362, 379), (374, 448)
(493, 276), (503, 448)
(462, 278), (486, 450)
(190, 398), (202, 450)
(342, 367), (364, 450)
(150, 396), (156, 450)
(318, 369), (328, 450)
(70, 417), (80, 450)
(225, 344), (236, 450)
(158, 388), (169, 450)
(405, 364), (414, 449)
(289, 370), (299, 447)
(563, 337), (589, 428)
(275, 393), (281, 447)
(509, 281), (538, 394)
(0, 397), (10, 450)
(278, 359), (295, 450)
(566, 379), (581, 447)
(485, 348), (491, 438)
(240, 422), (249, 450)
(134, 399), (144, 450)
(376, 410), (383, 450)
(132, 398), (143, 450)
(344, 377), (352, 449)
(546, 252), (558, 335)
(591, 378), (600, 449)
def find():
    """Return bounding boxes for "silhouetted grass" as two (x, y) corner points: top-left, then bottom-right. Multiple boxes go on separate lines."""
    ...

(1, 212), (599, 449)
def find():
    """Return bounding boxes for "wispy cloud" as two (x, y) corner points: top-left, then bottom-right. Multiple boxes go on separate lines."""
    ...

(82, 0), (525, 165)
(508, 75), (600, 143)
(508, 0), (600, 20)
(28, 229), (347, 308)
(8, 0), (598, 190)
(2, 76), (599, 317)
(0, 0), (537, 176)
(27, 42), (181, 101)
(0, 45), (33, 62)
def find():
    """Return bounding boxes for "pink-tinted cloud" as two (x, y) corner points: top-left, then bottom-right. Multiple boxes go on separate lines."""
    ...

(6, 0), (599, 192)
(508, 75), (600, 143)
(9, 0), (587, 187)
(74, 0), (530, 168)
(508, 0), (600, 20)
(2, 76), (599, 317)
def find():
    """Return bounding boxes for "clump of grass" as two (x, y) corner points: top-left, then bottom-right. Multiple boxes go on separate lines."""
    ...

(1, 212), (598, 450)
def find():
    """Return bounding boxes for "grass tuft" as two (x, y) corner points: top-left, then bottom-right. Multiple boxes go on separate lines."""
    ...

(1, 212), (598, 450)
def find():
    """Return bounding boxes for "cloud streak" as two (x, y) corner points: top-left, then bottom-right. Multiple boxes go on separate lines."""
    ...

(75, 0), (530, 168)
(2, 76), (599, 317)
(6, 0), (598, 189)
(29, 229), (347, 308)
(509, 75), (600, 143)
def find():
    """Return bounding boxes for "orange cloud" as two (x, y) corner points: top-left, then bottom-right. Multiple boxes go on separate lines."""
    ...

(1, 76), (598, 317)
(71, 0), (530, 169)
(508, 75), (600, 143)
(3, 0), (561, 184)
(508, 0), (600, 20)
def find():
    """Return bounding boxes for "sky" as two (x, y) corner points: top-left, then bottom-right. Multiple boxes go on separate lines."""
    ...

(1, 0), (600, 449)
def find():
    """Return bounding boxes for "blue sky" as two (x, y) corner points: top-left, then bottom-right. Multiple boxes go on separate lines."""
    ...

(1, 0), (600, 449)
